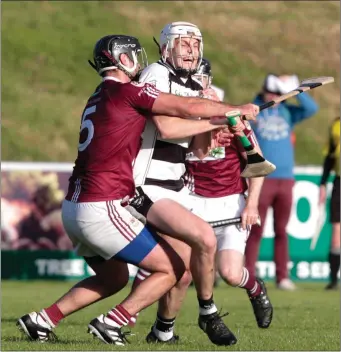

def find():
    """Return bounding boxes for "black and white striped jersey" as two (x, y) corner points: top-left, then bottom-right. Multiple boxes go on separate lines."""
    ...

(133, 60), (203, 191)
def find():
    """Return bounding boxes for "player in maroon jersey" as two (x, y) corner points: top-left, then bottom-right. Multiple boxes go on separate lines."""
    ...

(186, 59), (273, 329)
(17, 35), (260, 346)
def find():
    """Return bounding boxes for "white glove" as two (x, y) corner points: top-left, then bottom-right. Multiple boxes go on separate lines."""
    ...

(124, 205), (147, 225)
(277, 75), (300, 94)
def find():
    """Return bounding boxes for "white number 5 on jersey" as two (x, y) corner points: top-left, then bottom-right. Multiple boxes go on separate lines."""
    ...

(78, 106), (96, 151)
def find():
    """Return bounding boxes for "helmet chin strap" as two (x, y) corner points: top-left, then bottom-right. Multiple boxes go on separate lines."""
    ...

(117, 64), (139, 80)
(153, 37), (162, 55)
(171, 55), (198, 77)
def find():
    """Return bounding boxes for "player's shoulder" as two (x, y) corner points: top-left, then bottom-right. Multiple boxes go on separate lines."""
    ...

(141, 62), (170, 77)
(139, 61), (170, 86)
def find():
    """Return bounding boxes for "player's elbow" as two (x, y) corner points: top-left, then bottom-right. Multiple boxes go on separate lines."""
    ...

(158, 130), (173, 139)
(154, 122), (174, 139)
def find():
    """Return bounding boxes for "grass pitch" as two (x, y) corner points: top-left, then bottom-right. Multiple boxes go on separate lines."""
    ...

(1, 280), (340, 351)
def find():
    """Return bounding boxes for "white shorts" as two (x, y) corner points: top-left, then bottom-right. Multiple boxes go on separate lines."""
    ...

(190, 193), (250, 254)
(139, 185), (194, 211)
(61, 199), (158, 265)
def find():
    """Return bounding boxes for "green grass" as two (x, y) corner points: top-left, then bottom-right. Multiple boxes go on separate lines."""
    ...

(1, 1), (340, 164)
(1, 281), (340, 351)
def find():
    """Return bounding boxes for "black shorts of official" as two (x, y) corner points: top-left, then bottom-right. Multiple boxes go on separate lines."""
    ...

(330, 176), (340, 223)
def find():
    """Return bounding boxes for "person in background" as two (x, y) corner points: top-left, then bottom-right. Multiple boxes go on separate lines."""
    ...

(245, 73), (319, 290)
(319, 116), (340, 290)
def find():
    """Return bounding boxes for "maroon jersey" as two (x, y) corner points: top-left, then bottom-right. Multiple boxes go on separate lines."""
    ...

(66, 77), (159, 202)
(185, 128), (258, 198)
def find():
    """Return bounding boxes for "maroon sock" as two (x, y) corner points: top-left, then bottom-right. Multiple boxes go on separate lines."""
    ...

(132, 268), (150, 290)
(238, 267), (261, 297)
(106, 304), (133, 328)
(41, 304), (65, 327)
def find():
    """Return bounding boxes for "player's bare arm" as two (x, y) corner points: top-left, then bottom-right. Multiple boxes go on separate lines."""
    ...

(152, 92), (259, 121)
(238, 132), (264, 230)
(151, 115), (225, 140)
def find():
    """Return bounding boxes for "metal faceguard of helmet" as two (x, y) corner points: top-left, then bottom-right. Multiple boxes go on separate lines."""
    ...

(159, 22), (203, 76)
(88, 35), (148, 79)
(192, 57), (212, 89)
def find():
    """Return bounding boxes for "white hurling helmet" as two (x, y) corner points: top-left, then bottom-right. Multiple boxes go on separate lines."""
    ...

(159, 21), (203, 74)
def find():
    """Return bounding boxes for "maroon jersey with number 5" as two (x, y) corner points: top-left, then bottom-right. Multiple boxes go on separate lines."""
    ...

(66, 77), (160, 202)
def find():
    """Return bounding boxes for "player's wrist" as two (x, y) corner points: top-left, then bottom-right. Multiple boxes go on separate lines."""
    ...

(245, 196), (259, 208)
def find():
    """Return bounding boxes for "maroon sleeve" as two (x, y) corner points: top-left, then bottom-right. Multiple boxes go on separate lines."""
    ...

(236, 121), (258, 153)
(244, 129), (258, 147)
(124, 82), (160, 111)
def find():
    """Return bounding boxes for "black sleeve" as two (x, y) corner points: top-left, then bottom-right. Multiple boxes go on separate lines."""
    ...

(320, 127), (336, 185)
(320, 155), (335, 185)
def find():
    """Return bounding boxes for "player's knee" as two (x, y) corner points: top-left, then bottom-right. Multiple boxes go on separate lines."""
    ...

(219, 266), (242, 287)
(201, 230), (217, 254)
(194, 224), (216, 253)
(107, 274), (129, 294)
(96, 271), (129, 296)
(177, 268), (193, 289)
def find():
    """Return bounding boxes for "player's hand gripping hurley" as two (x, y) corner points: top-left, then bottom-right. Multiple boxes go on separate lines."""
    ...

(226, 110), (276, 178)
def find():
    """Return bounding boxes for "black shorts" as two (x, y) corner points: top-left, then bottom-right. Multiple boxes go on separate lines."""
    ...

(330, 176), (340, 223)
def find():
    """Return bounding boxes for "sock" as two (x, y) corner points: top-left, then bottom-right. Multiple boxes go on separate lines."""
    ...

(329, 250), (340, 284)
(238, 267), (261, 297)
(128, 269), (151, 327)
(40, 304), (65, 328)
(128, 312), (139, 327)
(105, 304), (132, 328)
(198, 295), (218, 316)
(133, 268), (151, 288)
(152, 313), (175, 341)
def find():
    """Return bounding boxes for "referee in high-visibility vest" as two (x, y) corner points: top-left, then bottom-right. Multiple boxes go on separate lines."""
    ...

(319, 117), (340, 290)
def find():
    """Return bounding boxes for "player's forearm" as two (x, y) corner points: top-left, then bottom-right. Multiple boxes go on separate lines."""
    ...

(320, 155), (335, 185)
(153, 116), (221, 140)
(185, 98), (241, 119)
(152, 93), (243, 120)
(246, 176), (264, 207)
